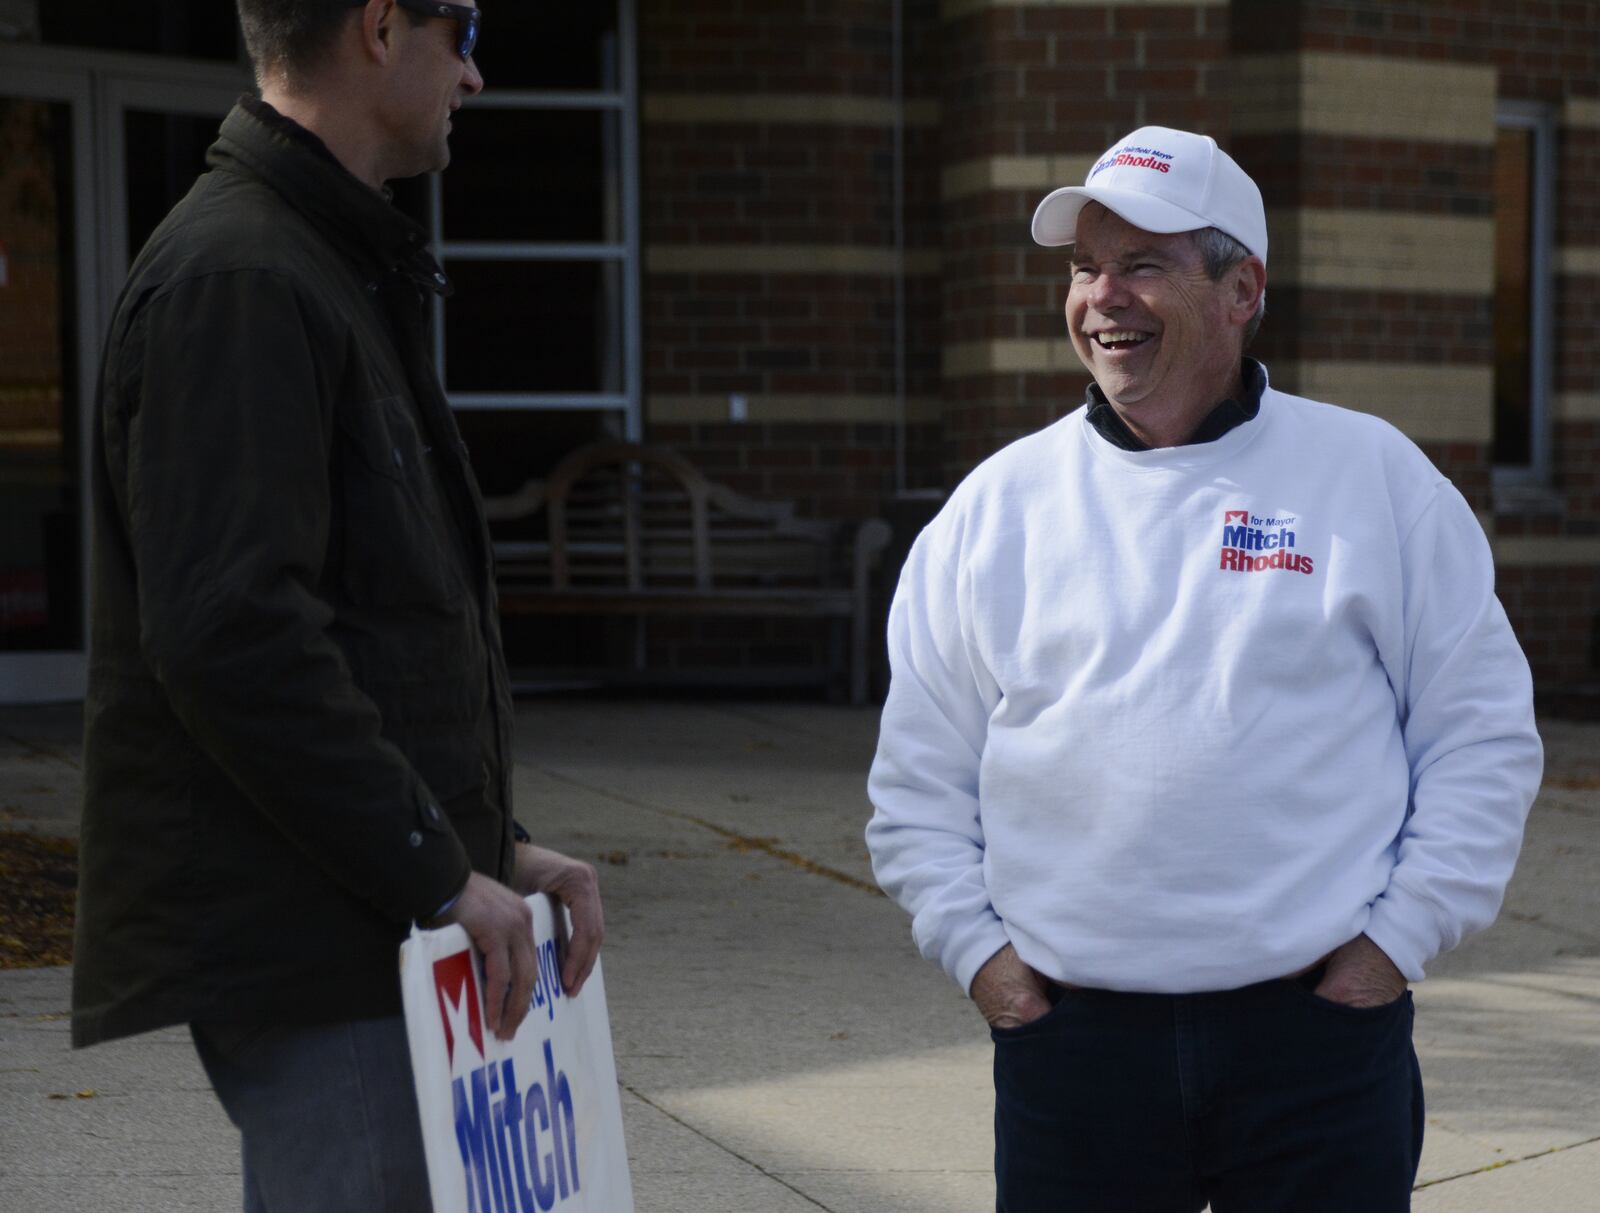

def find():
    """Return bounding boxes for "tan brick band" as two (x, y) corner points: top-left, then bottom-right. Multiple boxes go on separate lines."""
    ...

(0, 383), (62, 427)
(941, 154), (1098, 202)
(1232, 53), (1496, 145)
(1556, 247), (1600, 278)
(1564, 98), (1600, 129)
(942, 338), (1083, 379)
(942, 0), (1223, 15)
(1492, 536), (1600, 566)
(643, 94), (940, 129)
(0, 427), (62, 449)
(646, 246), (943, 276)
(647, 394), (941, 424)
(1268, 210), (1494, 295)
(938, 177), (1497, 296)
(1557, 393), (1600, 421)
(1272, 361), (1492, 442)
(940, 344), (1492, 442)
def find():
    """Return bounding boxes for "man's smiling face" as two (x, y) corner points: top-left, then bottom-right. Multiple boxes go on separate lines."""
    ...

(1066, 202), (1248, 433)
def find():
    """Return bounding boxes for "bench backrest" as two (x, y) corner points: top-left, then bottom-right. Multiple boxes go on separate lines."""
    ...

(489, 442), (844, 592)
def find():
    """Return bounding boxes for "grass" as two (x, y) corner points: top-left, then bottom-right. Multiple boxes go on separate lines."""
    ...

(0, 829), (76, 969)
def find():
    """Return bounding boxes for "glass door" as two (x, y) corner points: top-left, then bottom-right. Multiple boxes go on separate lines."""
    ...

(98, 73), (240, 298)
(0, 65), (97, 702)
(0, 47), (241, 704)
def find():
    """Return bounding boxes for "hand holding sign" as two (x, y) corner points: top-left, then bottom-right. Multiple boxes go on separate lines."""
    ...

(402, 892), (633, 1213)
(513, 844), (602, 997)
(439, 872), (539, 1041)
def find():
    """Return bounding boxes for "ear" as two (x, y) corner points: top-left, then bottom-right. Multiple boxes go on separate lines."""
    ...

(1229, 256), (1266, 325)
(357, 0), (395, 65)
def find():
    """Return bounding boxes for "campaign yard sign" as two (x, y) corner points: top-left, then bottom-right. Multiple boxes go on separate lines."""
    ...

(400, 898), (633, 1213)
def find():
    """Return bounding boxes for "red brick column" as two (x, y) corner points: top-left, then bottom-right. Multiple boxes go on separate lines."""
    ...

(937, 2), (1231, 484)
(640, 0), (944, 520)
(1222, 0), (1600, 694)
(633, 0), (944, 683)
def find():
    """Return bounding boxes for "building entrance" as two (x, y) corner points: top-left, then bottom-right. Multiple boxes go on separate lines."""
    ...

(0, 46), (241, 702)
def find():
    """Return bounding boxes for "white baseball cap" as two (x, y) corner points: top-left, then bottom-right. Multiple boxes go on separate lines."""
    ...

(1031, 126), (1267, 263)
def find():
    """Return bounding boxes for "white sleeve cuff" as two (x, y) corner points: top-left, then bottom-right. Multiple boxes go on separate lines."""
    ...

(1362, 881), (1443, 982)
(947, 918), (1014, 996)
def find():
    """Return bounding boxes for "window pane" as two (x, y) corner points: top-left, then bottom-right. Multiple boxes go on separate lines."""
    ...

(471, 3), (620, 91)
(390, 174), (433, 232)
(0, 98), (82, 651)
(40, 0), (240, 61)
(124, 110), (219, 265)
(444, 109), (619, 243)
(457, 409), (621, 496)
(444, 260), (623, 394)
(1493, 127), (1533, 468)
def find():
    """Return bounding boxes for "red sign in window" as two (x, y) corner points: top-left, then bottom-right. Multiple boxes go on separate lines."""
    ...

(0, 571), (49, 632)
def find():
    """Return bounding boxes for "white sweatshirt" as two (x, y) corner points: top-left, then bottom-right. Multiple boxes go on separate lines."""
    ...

(866, 385), (1543, 995)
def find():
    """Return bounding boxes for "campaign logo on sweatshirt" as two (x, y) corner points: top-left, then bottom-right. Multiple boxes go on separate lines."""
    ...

(1218, 507), (1314, 576)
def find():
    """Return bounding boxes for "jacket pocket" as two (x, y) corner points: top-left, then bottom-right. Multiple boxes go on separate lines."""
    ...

(335, 394), (464, 609)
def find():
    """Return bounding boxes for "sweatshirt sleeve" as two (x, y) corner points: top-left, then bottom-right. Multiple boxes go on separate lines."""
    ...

(866, 530), (1010, 993)
(1363, 483), (1543, 980)
(108, 270), (472, 924)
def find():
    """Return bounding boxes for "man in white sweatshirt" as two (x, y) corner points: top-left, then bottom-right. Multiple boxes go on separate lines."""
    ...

(865, 126), (1543, 1213)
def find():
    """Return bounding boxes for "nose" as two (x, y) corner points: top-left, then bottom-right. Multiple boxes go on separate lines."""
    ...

(461, 54), (484, 96)
(1084, 267), (1130, 312)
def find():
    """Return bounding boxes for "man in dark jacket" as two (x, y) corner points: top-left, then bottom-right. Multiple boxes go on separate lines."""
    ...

(73, 3), (601, 1208)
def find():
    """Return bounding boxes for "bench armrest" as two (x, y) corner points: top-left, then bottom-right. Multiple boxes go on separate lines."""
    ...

(850, 518), (894, 704)
(482, 478), (547, 523)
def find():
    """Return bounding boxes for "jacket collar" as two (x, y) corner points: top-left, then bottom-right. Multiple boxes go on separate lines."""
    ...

(1085, 356), (1267, 451)
(207, 97), (450, 296)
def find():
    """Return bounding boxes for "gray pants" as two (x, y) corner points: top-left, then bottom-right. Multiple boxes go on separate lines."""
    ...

(191, 1016), (433, 1213)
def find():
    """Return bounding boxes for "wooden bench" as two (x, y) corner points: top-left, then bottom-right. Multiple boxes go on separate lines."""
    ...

(483, 441), (893, 704)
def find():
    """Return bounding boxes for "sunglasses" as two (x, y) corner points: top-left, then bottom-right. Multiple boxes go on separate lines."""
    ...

(370, 0), (481, 61)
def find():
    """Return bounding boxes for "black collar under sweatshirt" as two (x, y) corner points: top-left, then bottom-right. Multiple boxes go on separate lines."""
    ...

(1085, 357), (1267, 451)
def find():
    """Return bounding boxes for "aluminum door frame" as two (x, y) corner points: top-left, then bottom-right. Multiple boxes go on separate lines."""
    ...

(0, 44), (244, 703)
(0, 56), (97, 702)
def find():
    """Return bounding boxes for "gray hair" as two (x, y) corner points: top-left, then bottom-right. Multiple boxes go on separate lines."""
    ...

(1189, 227), (1266, 347)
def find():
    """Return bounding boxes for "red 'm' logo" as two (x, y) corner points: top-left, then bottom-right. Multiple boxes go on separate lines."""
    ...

(433, 951), (484, 1068)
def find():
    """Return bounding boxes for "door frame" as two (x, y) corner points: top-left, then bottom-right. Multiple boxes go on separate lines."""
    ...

(96, 71), (242, 321)
(0, 57), (97, 702)
(0, 44), (245, 702)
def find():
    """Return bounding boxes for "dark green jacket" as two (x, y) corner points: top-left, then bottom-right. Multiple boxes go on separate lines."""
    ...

(73, 100), (516, 1047)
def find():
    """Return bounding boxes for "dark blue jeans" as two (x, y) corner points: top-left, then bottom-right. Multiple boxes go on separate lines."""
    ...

(991, 973), (1423, 1212)
(191, 1016), (434, 1213)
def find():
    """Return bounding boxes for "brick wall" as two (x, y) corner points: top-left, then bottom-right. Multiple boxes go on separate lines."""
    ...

(1224, 0), (1600, 692)
(1554, 120), (1600, 570)
(642, 270), (943, 453)
(633, 0), (943, 686)
(1499, 564), (1600, 692)
(640, 0), (943, 502)
(626, 0), (1600, 697)
(938, 1), (1229, 481)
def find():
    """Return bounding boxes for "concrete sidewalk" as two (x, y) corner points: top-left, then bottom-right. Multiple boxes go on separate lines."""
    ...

(2, 699), (1597, 1211)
